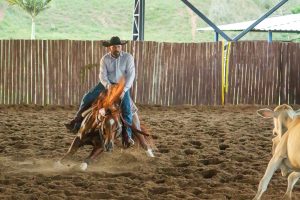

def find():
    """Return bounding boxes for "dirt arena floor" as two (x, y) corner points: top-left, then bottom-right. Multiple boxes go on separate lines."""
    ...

(0, 104), (300, 200)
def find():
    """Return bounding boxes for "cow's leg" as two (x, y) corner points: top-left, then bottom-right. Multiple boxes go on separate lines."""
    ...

(253, 156), (283, 200)
(283, 172), (300, 199)
(80, 146), (104, 171)
(281, 164), (290, 177)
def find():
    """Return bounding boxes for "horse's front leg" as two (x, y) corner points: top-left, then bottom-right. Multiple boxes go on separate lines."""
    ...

(79, 145), (104, 171)
(54, 136), (83, 169)
(60, 136), (82, 162)
(253, 156), (283, 200)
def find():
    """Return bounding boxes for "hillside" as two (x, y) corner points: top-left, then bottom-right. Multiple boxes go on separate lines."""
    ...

(0, 0), (299, 42)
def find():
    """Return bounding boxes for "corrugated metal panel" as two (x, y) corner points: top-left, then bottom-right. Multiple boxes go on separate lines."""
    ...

(198, 14), (300, 33)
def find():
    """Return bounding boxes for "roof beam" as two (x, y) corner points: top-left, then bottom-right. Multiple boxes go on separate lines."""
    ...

(181, 0), (232, 41)
(233, 0), (288, 41)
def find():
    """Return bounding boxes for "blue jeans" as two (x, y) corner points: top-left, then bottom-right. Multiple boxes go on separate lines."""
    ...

(77, 82), (133, 139)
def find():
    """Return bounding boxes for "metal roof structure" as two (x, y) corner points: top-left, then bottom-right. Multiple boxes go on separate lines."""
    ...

(198, 14), (300, 33)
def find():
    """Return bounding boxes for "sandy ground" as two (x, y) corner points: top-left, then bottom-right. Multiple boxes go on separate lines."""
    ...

(0, 104), (300, 200)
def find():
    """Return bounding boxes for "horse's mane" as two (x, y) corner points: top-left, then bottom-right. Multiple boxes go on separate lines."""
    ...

(79, 79), (125, 136)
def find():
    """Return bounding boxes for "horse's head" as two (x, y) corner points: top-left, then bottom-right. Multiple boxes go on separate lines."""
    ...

(96, 80), (124, 152)
(100, 102), (122, 152)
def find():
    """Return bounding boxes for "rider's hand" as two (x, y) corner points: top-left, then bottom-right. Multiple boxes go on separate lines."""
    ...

(106, 83), (111, 90)
(99, 108), (106, 116)
(120, 91), (125, 100)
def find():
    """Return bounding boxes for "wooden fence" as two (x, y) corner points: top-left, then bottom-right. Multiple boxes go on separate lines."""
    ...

(0, 40), (299, 106)
(225, 42), (300, 105)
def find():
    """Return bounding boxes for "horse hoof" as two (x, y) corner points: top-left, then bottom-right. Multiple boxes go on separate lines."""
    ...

(79, 162), (88, 171)
(146, 149), (155, 157)
(54, 161), (64, 169)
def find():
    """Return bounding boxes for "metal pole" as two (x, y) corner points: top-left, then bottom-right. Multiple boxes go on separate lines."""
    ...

(233, 0), (288, 41)
(132, 0), (145, 41)
(181, 0), (232, 41)
(268, 31), (273, 43)
(215, 31), (219, 42)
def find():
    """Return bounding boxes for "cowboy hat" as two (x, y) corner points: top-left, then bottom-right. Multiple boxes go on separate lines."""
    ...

(102, 36), (127, 47)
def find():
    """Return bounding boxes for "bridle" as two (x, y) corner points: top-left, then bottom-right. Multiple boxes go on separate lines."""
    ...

(95, 102), (123, 148)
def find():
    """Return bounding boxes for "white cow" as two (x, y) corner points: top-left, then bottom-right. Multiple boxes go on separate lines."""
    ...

(253, 104), (300, 200)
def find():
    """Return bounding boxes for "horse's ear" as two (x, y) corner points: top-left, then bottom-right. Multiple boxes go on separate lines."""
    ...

(257, 108), (274, 118)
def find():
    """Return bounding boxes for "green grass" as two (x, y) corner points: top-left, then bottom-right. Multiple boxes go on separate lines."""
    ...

(0, 0), (299, 42)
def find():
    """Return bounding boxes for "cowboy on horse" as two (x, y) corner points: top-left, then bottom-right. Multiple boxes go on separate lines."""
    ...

(56, 79), (154, 171)
(65, 36), (136, 147)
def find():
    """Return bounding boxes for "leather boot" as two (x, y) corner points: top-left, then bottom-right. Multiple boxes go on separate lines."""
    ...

(65, 106), (87, 133)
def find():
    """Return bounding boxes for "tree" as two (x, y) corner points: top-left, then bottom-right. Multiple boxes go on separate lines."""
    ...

(6, 0), (52, 39)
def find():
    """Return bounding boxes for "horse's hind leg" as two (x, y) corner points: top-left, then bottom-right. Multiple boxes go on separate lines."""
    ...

(132, 113), (147, 150)
(132, 113), (154, 157)
(60, 136), (82, 162)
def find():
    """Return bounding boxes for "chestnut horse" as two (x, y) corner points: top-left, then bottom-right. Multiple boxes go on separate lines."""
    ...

(56, 80), (154, 171)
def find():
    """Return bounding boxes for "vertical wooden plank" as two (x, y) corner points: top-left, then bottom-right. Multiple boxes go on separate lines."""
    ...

(57, 40), (62, 105)
(262, 42), (268, 105)
(13, 40), (18, 104)
(166, 43), (172, 105)
(62, 40), (66, 105)
(0, 40), (3, 104)
(38, 40), (43, 105)
(198, 43), (203, 105)
(18, 40), (23, 104)
(295, 43), (300, 104)
(87, 41), (94, 93)
(3, 39), (7, 104)
(218, 42), (223, 105)
(272, 42), (279, 105)
(146, 41), (151, 104)
(256, 41), (262, 105)
(280, 43), (287, 104)
(249, 42), (255, 104)
(288, 43), (295, 104)
(42, 40), (47, 105)
(52, 40), (58, 104)
(70, 40), (76, 105)
(10, 40), (14, 104)
(25, 40), (29, 104)
(49, 40), (54, 105)
(136, 40), (141, 103)
(31, 40), (36, 104)
(7, 40), (12, 104)
(58, 40), (62, 105)
(69, 40), (74, 105)
(171, 43), (177, 105)
(17, 40), (22, 104)
(75, 40), (81, 105)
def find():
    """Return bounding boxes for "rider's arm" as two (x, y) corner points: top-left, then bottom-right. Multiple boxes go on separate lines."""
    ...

(99, 57), (111, 89)
(124, 55), (135, 93)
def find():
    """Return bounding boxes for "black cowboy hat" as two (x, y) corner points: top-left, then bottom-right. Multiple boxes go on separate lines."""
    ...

(102, 36), (127, 47)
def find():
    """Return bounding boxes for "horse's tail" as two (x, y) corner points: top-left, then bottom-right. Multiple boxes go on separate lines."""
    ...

(120, 115), (149, 136)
